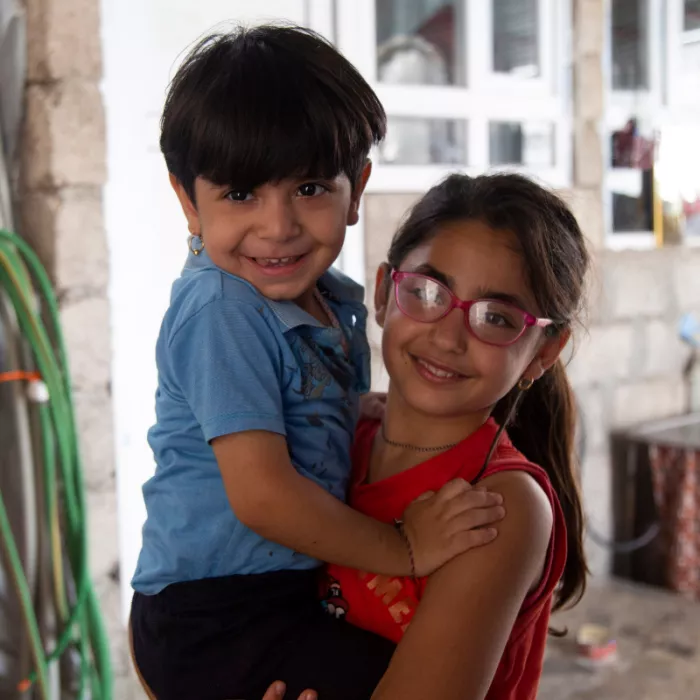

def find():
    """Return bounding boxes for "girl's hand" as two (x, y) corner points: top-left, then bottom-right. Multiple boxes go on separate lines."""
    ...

(401, 479), (504, 577)
(262, 681), (317, 700)
(359, 392), (387, 421)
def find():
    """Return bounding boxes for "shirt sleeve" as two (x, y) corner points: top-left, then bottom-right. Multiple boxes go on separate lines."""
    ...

(168, 299), (286, 442)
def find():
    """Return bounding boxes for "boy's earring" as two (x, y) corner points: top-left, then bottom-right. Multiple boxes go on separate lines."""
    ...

(188, 235), (204, 256)
(517, 377), (534, 392)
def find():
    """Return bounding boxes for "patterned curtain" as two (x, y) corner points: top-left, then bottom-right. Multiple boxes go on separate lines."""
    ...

(649, 445), (700, 599)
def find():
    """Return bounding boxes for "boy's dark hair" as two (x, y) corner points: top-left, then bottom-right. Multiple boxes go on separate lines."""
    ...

(160, 24), (387, 202)
(387, 173), (590, 614)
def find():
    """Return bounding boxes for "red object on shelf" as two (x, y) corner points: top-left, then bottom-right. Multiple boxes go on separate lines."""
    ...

(612, 119), (657, 169)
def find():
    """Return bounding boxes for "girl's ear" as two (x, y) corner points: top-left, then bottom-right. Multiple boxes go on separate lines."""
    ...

(523, 327), (571, 381)
(373, 263), (392, 328)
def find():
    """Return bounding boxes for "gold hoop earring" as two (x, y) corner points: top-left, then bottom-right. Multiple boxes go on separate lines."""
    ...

(188, 235), (204, 256)
(517, 377), (534, 392)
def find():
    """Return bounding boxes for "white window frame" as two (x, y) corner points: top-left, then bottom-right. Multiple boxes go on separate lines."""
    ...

(335, 0), (572, 195)
(604, 0), (679, 249)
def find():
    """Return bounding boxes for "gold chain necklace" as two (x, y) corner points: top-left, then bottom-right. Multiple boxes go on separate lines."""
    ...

(380, 422), (459, 453)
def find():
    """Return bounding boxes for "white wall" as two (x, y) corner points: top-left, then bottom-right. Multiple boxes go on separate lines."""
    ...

(100, 0), (335, 620)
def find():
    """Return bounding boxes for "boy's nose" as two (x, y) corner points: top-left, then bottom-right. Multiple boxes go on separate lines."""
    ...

(258, 197), (301, 242)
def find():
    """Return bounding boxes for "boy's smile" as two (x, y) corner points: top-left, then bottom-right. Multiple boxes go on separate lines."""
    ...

(171, 168), (370, 315)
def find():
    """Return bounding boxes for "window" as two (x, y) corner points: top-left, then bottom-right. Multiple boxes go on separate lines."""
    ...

(336, 0), (569, 193)
(685, 0), (700, 30)
(605, 0), (670, 247)
(612, 0), (649, 90)
(492, 0), (540, 77)
(680, 0), (700, 95)
(379, 117), (467, 165)
(376, 0), (465, 85)
(489, 121), (554, 167)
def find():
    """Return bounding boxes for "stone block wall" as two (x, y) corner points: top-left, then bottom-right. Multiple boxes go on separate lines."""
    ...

(17, 0), (131, 693)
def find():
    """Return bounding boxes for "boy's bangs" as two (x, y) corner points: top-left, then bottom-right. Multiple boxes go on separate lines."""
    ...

(183, 64), (368, 191)
(160, 26), (385, 197)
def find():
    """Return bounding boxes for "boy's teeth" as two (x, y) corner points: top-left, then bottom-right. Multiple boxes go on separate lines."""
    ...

(256, 256), (299, 266)
(418, 358), (457, 378)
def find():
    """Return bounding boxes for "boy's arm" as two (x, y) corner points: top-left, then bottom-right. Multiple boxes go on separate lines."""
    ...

(212, 431), (405, 574)
(212, 431), (503, 577)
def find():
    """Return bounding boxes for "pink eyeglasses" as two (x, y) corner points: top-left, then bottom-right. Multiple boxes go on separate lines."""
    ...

(391, 270), (554, 347)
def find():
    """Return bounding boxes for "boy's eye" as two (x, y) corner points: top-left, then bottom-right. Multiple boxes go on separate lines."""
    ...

(225, 190), (253, 202)
(297, 183), (327, 198)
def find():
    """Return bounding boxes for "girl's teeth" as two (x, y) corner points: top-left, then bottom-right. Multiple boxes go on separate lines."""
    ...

(418, 358), (457, 378)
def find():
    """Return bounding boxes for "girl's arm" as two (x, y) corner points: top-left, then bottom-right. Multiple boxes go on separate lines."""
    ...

(371, 470), (553, 700)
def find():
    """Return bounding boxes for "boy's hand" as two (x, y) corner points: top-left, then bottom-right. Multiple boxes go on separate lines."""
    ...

(402, 479), (504, 577)
(262, 681), (317, 700)
(359, 392), (387, 421)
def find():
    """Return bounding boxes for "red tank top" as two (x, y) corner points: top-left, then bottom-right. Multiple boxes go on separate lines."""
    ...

(324, 418), (567, 700)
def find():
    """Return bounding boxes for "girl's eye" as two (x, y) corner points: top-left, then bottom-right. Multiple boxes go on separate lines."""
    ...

(484, 312), (516, 328)
(408, 286), (429, 300)
(297, 183), (328, 198)
(225, 190), (254, 202)
(408, 282), (445, 305)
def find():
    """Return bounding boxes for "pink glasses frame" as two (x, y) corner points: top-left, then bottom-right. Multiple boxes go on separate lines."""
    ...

(391, 269), (554, 347)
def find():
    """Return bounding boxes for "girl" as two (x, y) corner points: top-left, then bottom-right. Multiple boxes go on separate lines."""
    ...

(320, 172), (590, 700)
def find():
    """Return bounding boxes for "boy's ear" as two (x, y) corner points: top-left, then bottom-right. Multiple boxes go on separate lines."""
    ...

(373, 263), (391, 328)
(347, 160), (373, 226)
(170, 173), (201, 236)
(523, 327), (571, 381)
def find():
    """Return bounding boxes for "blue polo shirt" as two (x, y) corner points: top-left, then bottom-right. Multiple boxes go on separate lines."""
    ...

(131, 249), (370, 594)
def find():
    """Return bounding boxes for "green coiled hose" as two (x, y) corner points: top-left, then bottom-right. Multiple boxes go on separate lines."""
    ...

(0, 228), (113, 699)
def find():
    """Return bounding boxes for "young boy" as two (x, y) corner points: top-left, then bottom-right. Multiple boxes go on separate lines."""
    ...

(130, 25), (502, 700)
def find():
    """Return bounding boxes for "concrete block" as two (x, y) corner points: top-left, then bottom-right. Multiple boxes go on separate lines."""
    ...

(575, 54), (604, 122)
(20, 187), (107, 292)
(573, 122), (603, 189)
(579, 446), (612, 577)
(612, 379), (687, 428)
(603, 250), (674, 320)
(114, 673), (148, 700)
(19, 190), (58, 276)
(566, 187), (605, 252)
(566, 323), (634, 385)
(55, 187), (108, 291)
(73, 386), (115, 490)
(25, 0), (102, 81)
(86, 488), (118, 582)
(60, 295), (112, 392)
(574, 385), (608, 456)
(575, 0), (605, 58)
(22, 82), (106, 190)
(642, 319), (692, 379)
(364, 193), (418, 277)
(674, 251), (700, 311)
(94, 576), (130, 677)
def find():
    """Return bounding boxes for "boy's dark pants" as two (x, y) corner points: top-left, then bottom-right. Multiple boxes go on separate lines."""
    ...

(130, 569), (395, 699)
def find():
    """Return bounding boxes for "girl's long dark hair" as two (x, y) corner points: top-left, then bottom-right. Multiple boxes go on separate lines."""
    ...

(387, 173), (589, 611)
